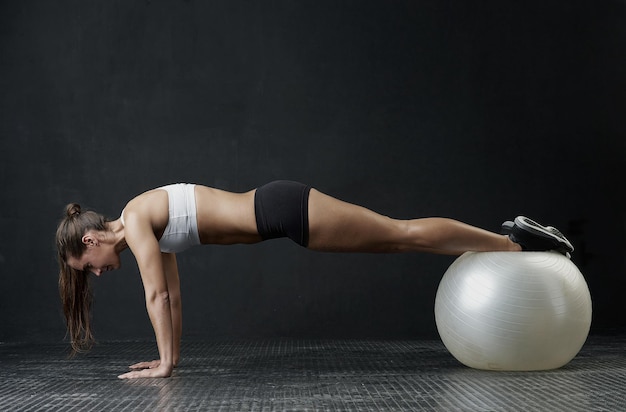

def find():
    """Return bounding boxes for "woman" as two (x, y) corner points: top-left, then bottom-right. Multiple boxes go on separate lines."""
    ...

(55, 180), (573, 379)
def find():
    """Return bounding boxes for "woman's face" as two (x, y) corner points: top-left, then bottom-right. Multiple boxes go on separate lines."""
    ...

(66, 234), (121, 276)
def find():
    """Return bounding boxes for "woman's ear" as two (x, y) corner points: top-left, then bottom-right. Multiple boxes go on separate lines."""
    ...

(81, 233), (98, 247)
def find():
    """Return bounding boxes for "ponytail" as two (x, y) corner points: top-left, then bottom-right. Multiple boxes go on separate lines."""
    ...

(55, 203), (108, 355)
(58, 260), (94, 354)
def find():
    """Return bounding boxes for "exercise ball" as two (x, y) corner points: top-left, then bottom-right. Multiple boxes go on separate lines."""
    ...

(435, 251), (592, 371)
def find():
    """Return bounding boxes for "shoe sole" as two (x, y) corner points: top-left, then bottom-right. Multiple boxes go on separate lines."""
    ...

(514, 216), (574, 253)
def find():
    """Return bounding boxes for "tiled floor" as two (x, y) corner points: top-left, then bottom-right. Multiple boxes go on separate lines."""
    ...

(1, 336), (625, 411)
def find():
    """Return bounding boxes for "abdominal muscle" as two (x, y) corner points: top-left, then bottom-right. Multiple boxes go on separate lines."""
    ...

(193, 185), (262, 245)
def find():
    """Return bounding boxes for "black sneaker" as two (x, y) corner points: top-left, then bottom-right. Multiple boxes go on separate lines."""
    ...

(501, 216), (574, 256)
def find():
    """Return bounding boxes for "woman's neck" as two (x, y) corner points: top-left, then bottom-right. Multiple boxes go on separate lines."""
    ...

(106, 219), (128, 253)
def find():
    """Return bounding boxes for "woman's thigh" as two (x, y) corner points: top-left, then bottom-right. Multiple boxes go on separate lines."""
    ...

(307, 189), (409, 253)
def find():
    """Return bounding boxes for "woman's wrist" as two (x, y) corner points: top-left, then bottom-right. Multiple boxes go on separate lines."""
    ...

(159, 361), (174, 374)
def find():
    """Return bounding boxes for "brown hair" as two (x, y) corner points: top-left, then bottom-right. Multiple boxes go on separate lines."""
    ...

(55, 203), (108, 355)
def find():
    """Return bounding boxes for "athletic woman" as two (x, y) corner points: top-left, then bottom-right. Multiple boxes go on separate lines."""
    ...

(55, 181), (573, 379)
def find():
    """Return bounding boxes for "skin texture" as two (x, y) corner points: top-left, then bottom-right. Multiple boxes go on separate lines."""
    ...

(66, 185), (521, 379)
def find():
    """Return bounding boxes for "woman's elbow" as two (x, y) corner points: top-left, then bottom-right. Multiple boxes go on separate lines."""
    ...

(146, 290), (171, 305)
(168, 292), (182, 310)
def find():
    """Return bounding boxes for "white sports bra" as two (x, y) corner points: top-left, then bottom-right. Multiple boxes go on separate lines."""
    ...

(121, 183), (201, 253)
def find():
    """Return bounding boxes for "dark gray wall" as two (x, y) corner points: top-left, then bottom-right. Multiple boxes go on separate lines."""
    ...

(1, 0), (624, 343)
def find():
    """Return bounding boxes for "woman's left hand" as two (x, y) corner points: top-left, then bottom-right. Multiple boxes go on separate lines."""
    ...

(118, 360), (173, 379)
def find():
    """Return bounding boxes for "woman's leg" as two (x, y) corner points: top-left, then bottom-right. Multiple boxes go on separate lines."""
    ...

(307, 189), (520, 255)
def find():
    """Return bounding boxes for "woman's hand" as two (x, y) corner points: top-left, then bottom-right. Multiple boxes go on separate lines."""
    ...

(129, 359), (162, 370)
(118, 360), (173, 379)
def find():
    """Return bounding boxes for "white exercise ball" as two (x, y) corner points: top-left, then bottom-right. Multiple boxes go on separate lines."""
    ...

(435, 251), (592, 371)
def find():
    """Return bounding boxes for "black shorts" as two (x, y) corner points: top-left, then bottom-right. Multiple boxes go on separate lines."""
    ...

(254, 180), (312, 247)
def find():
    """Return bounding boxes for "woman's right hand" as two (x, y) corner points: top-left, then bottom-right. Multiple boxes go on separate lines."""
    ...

(129, 359), (162, 370)
(118, 360), (173, 379)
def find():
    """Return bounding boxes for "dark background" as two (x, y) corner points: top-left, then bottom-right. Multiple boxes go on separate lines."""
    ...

(1, 0), (624, 344)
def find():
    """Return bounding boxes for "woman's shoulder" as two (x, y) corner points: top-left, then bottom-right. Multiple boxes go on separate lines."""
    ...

(123, 189), (170, 228)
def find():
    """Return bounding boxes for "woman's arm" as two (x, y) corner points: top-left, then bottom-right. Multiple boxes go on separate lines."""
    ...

(124, 253), (183, 372)
(162, 252), (182, 366)
(118, 212), (174, 379)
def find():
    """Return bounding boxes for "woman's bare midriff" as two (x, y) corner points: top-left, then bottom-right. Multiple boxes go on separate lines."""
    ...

(194, 185), (262, 245)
